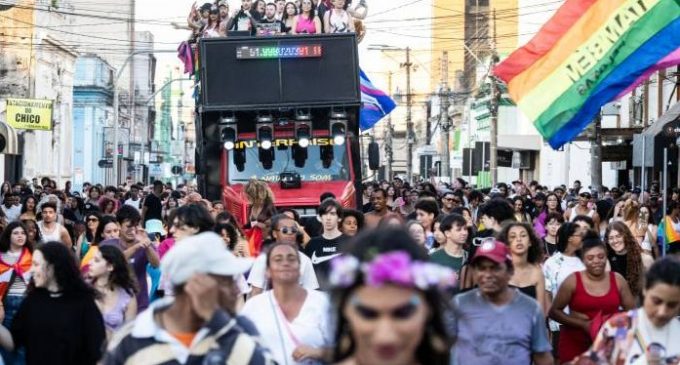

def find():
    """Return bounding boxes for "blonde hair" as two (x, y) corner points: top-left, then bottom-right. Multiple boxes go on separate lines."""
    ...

(244, 179), (275, 205)
(622, 199), (640, 222)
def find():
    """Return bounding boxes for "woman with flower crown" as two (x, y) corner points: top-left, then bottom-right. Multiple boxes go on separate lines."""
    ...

(329, 227), (455, 365)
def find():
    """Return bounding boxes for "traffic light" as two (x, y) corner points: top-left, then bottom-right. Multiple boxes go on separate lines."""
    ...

(0, 122), (19, 155)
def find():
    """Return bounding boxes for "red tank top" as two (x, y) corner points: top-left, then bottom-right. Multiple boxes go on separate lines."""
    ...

(571, 271), (621, 319)
(558, 271), (623, 363)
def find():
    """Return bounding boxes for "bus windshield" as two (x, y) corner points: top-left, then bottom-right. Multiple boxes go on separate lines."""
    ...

(228, 144), (350, 184)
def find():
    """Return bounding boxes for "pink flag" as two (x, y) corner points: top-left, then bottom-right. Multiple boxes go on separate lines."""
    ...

(616, 47), (680, 99)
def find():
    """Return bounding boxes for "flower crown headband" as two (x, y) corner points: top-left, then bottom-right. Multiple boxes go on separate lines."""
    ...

(329, 250), (457, 290)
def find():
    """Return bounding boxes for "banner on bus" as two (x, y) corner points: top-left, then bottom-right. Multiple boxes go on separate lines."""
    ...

(5, 98), (53, 131)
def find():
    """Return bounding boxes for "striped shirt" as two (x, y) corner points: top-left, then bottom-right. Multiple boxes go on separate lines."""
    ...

(104, 299), (276, 365)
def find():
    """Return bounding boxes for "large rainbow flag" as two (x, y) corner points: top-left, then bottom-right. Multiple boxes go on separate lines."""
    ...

(494, 0), (680, 149)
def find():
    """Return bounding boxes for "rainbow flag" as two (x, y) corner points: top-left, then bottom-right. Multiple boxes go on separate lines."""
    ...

(659, 216), (680, 247)
(494, 0), (680, 149)
(616, 47), (680, 99)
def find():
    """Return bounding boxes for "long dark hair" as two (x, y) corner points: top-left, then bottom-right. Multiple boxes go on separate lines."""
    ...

(96, 245), (138, 296)
(556, 222), (580, 254)
(300, 0), (316, 20)
(497, 222), (543, 264)
(29, 242), (96, 298)
(604, 221), (643, 297)
(282, 1), (298, 21)
(0, 221), (32, 253)
(21, 219), (42, 245)
(93, 216), (118, 245)
(84, 211), (101, 243)
(20, 195), (37, 215)
(332, 228), (450, 365)
(545, 192), (563, 214)
(215, 223), (239, 251)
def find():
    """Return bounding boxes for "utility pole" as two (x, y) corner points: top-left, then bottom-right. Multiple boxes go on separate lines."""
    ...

(113, 50), (177, 185)
(402, 47), (414, 183)
(590, 114), (603, 193)
(440, 51), (452, 182)
(489, 9), (499, 187)
(128, 0), (136, 186)
(385, 71), (394, 181)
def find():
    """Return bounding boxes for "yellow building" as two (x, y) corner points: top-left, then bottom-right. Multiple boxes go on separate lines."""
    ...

(430, 0), (519, 91)
(0, 1), (36, 99)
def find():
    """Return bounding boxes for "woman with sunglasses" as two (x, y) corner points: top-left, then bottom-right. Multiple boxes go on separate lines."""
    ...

(75, 212), (100, 261)
(329, 228), (454, 365)
(80, 216), (119, 275)
(248, 214), (319, 298)
(241, 242), (332, 365)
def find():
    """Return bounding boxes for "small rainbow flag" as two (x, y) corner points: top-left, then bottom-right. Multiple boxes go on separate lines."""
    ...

(659, 216), (680, 247)
(494, 0), (680, 149)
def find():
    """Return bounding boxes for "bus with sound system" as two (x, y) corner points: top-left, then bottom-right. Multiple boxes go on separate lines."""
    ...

(195, 33), (370, 224)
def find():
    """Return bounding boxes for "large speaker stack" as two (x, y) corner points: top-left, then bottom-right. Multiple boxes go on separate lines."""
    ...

(195, 34), (361, 201)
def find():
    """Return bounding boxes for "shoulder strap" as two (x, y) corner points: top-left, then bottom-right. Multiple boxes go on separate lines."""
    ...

(574, 271), (583, 290)
(267, 292), (290, 365)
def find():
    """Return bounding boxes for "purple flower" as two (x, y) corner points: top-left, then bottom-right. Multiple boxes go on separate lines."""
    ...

(364, 251), (413, 287)
(329, 255), (359, 287)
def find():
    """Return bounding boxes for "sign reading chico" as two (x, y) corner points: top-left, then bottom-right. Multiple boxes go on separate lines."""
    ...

(5, 98), (53, 131)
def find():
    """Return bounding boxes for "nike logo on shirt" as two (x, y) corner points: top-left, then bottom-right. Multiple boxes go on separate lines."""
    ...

(311, 251), (342, 265)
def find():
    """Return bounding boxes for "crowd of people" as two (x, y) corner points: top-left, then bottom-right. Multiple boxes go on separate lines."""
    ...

(0, 176), (677, 364)
(186, 0), (367, 39)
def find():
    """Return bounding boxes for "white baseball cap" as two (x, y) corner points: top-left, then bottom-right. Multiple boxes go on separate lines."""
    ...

(161, 232), (253, 286)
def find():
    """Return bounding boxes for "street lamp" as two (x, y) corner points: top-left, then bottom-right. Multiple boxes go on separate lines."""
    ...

(367, 44), (414, 183)
(112, 49), (177, 185)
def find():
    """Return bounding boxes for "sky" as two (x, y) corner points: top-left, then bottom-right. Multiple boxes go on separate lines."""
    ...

(134, 0), (433, 85)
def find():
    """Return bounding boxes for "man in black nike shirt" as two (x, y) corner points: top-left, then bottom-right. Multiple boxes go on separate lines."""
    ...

(303, 198), (347, 290)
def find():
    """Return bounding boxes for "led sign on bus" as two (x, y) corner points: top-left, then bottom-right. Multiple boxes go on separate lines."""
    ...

(234, 137), (335, 149)
(236, 44), (323, 59)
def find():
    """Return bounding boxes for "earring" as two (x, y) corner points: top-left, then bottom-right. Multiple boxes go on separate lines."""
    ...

(426, 327), (448, 352)
(338, 325), (352, 354)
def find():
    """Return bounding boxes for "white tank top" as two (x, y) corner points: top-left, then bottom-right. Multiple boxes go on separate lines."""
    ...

(38, 221), (63, 243)
(329, 9), (350, 33)
(568, 207), (595, 222)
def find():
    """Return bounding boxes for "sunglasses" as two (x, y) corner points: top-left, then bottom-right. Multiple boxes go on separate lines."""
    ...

(86, 218), (99, 222)
(276, 226), (299, 235)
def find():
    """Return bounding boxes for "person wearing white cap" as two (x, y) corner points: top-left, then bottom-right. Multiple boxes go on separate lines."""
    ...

(104, 232), (275, 365)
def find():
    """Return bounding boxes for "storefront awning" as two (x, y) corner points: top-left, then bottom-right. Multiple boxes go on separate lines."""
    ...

(0, 122), (19, 155)
(632, 101), (680, 168)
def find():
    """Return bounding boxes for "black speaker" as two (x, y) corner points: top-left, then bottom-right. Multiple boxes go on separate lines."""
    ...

(200, 34), (360, 110)
(368, 141), (380, 170)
